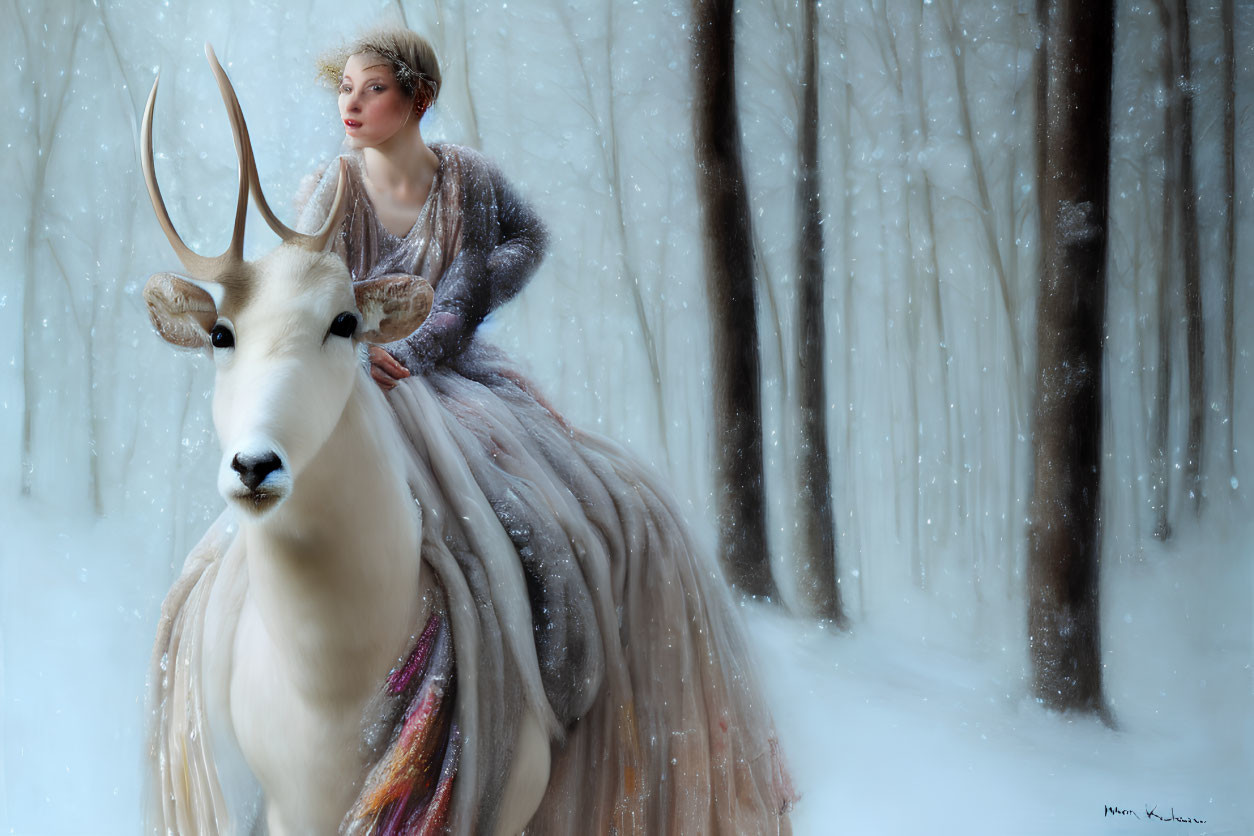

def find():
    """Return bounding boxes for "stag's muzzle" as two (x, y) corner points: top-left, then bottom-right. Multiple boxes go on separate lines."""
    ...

(219, 439), (291, 515)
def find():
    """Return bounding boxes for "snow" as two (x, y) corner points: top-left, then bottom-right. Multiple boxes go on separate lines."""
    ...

(751, 517), (1252, 835)
(1, 497), (159, 832)
(3, 492), (1249, 834)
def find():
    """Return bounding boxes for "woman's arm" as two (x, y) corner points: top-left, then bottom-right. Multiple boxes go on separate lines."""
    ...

(480, 169), (549, 313)
(387, 152), (548, 373)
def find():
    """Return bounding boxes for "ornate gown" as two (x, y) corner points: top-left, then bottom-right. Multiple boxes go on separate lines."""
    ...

(148, 142), (794, 835)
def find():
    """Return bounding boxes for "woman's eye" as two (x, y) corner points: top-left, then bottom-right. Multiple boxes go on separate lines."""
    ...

(329, 312), (357, 339)
(210, 324), (235, 349)
(371, 85), (385, 92)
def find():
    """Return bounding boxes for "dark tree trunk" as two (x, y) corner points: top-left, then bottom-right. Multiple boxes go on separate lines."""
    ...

(1151, 170), (1175, 540)
(1174, 0), (1206, 515)
(1028, 0), (1113, 720)
(838, 0), (864, 607)
(794, 0), (845, 625)
(1222, 0), (1237, 488)
(691, 0), (778, 600)
(1151, 0), (1180, 541)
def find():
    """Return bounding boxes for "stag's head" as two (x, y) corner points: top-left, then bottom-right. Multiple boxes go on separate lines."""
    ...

(142, 45), (432, 517)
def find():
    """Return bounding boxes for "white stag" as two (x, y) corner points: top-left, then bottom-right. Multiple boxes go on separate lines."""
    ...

(143, 46), (549, 835)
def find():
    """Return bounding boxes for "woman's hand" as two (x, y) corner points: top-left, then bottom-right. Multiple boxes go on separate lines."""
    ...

(367, 344), (411, 391)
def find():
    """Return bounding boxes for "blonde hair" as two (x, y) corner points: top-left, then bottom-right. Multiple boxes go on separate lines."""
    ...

(316, 26), (441, 109)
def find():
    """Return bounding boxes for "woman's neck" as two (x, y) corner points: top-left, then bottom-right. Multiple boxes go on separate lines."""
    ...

(361, 126), (440, 206)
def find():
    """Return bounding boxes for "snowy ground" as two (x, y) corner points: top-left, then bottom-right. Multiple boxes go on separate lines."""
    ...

(1, 494), (1250, 835)
(751, 519), (1253, 836)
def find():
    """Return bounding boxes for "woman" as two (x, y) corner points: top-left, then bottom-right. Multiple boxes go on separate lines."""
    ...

(302, 33), (547, 388)
(155, 26), (795, 834)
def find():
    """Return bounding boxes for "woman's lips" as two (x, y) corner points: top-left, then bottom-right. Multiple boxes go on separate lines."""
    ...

(344, 120), (361, 129)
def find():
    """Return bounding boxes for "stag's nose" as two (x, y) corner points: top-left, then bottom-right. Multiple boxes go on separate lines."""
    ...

(231, 451), (283, 491)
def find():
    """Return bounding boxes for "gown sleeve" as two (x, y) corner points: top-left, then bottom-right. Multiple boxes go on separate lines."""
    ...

(385, 148), (548, 373)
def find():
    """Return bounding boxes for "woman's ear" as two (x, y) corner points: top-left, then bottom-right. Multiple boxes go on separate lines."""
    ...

(354, 274), (434, 343)
(414, 87), (432, 118)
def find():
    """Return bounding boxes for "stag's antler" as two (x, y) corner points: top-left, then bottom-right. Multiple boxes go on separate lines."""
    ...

(203, 44), (347, 253)
(141, 58), (248, 278)
(141, 44), (348, 278)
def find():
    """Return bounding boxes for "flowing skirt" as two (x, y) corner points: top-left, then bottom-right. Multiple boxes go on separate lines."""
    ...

(147, 342), (794, 835)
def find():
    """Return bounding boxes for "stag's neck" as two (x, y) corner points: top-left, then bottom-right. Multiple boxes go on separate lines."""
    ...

(242, 371), (425, 703)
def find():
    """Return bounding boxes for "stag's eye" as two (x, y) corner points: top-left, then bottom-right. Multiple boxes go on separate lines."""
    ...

(210, 324), (235, 349)
(329, 312), (358, 339)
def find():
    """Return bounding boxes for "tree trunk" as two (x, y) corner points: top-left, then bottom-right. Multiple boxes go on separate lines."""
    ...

(939, 0), (1023, 386)
(1151, 0), (1179, 541)
(1174, 0), (1205, 515)
(691, 0), (778, 600)
(794, 0), (845, 625)
(556, 4), (670, 465)
(838, 0), (864, 608)
(1222, 0), (1236, 489)
(910, 9), (959, 547)
(869, 1), (921, 590)
(1027, 0), (1113, 721)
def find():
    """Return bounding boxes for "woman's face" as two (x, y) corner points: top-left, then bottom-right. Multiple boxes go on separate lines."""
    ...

(338, 52), (415, 148)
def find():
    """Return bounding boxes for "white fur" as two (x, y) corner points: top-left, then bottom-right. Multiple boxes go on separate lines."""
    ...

(151, 245), (548, 834)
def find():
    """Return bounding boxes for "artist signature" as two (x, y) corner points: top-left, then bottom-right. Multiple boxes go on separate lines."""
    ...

(1105, 804), (1207, 824)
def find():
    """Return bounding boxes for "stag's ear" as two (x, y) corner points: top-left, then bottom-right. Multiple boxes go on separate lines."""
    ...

(143, 272), (218, 348)
(355, 274), (434, 343)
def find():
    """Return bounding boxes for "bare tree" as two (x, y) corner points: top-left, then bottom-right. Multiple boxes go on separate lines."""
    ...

(427, 0), (483, 149)
(1027, 0), (1113, 721)
(691, 0), (778, 600)
(794, 0), (845, 625)
(1222, 0), (1237, 489)
(553, 2), (670, 465)
(935, 0), (1031, 588)
(1173, 0), (1205, 515)
(837, 0), (864, 609)
(938, 0), (1023, 386)
(907, 4), (961, 553)
(1150, 0), (1179, 540)
(866, 0), (920, 586)
(17, 14), (82, 498)
(1147, 0), (1206, 531)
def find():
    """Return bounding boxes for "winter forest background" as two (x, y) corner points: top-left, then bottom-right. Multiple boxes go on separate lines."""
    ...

(1, 0), (1251, 833)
